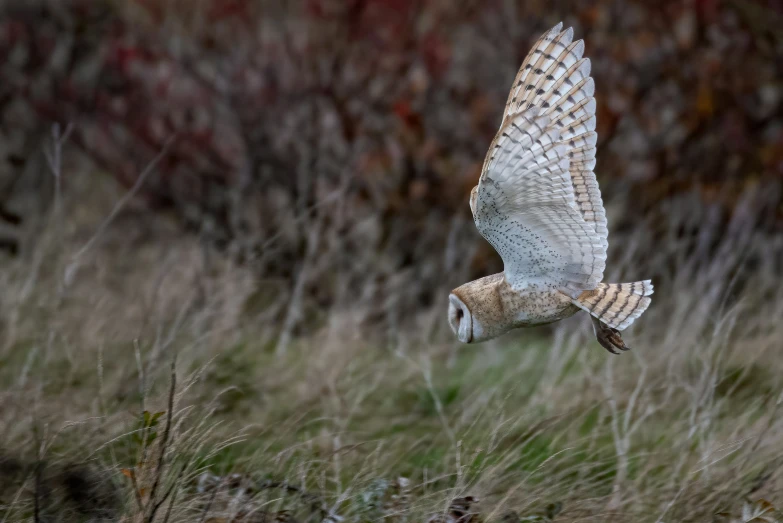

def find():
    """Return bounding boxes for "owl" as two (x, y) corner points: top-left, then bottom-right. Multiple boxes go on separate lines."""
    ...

(448, 23), (652, 353)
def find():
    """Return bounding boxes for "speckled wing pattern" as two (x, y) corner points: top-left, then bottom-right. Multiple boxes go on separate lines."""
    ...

(472, 23), (607, 298)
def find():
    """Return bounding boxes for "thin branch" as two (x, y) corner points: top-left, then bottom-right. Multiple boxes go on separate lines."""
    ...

(145, 358), (177, 522)
(158, 462), (187, 522)
(127, 468), (145, 513)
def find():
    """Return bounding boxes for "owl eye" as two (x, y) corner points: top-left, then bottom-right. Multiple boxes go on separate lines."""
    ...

(455, 307), (464, 325)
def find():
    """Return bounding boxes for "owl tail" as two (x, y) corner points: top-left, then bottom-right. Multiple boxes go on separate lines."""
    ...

(574, 281), (653, 331)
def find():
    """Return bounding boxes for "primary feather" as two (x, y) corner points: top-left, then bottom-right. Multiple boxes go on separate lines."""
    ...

(495, 23), (608, 246)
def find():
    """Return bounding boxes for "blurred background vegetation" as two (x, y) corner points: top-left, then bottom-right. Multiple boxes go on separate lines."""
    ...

(1, 0), (781, 307)
(1, 0), (783, 521)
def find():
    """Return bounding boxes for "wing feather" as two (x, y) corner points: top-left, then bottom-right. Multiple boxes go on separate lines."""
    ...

(474, 110), (606, 296)
(473, 23), (610, 295)
(504, 23), (564, 122)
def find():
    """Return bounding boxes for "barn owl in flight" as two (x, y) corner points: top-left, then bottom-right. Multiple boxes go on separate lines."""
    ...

(448, 23), (652, 353)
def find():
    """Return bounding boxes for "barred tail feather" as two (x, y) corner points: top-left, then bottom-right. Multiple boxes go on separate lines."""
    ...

(574, 281), (653, 331)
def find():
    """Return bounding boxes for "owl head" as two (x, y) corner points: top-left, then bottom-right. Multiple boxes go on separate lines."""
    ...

(448, 273), (507, 344)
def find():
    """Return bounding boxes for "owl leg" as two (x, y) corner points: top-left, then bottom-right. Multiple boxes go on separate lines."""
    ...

(591, 316), (630, 354)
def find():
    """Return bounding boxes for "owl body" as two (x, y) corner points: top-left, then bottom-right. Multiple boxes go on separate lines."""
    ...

(448, 23), (653, 353)
(450, 273), (579, 343)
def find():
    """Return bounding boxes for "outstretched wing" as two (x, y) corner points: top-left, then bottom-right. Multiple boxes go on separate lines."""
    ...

(501, 22), (608, 244)
(472, 24), (608, 297)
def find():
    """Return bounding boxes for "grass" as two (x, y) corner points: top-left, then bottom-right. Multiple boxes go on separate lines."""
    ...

(1, 172), (782, 522)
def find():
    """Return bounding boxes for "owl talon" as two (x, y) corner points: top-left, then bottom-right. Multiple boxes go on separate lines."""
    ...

(592, 316), (630, 354)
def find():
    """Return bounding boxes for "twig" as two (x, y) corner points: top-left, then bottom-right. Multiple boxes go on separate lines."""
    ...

(162, 487), (178, 523)
(127, 468), (145, 512)
(158, 462), (187, 523)
(145, 358), (177, 522)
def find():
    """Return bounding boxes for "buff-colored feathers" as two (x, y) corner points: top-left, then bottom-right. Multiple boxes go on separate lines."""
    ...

(575, 281), (654, 331)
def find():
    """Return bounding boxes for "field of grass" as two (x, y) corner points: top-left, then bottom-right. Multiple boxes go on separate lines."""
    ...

(1, 172), (783, 523)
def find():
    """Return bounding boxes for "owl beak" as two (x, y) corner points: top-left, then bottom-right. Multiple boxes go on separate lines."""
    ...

(448, 293), (473, 343)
